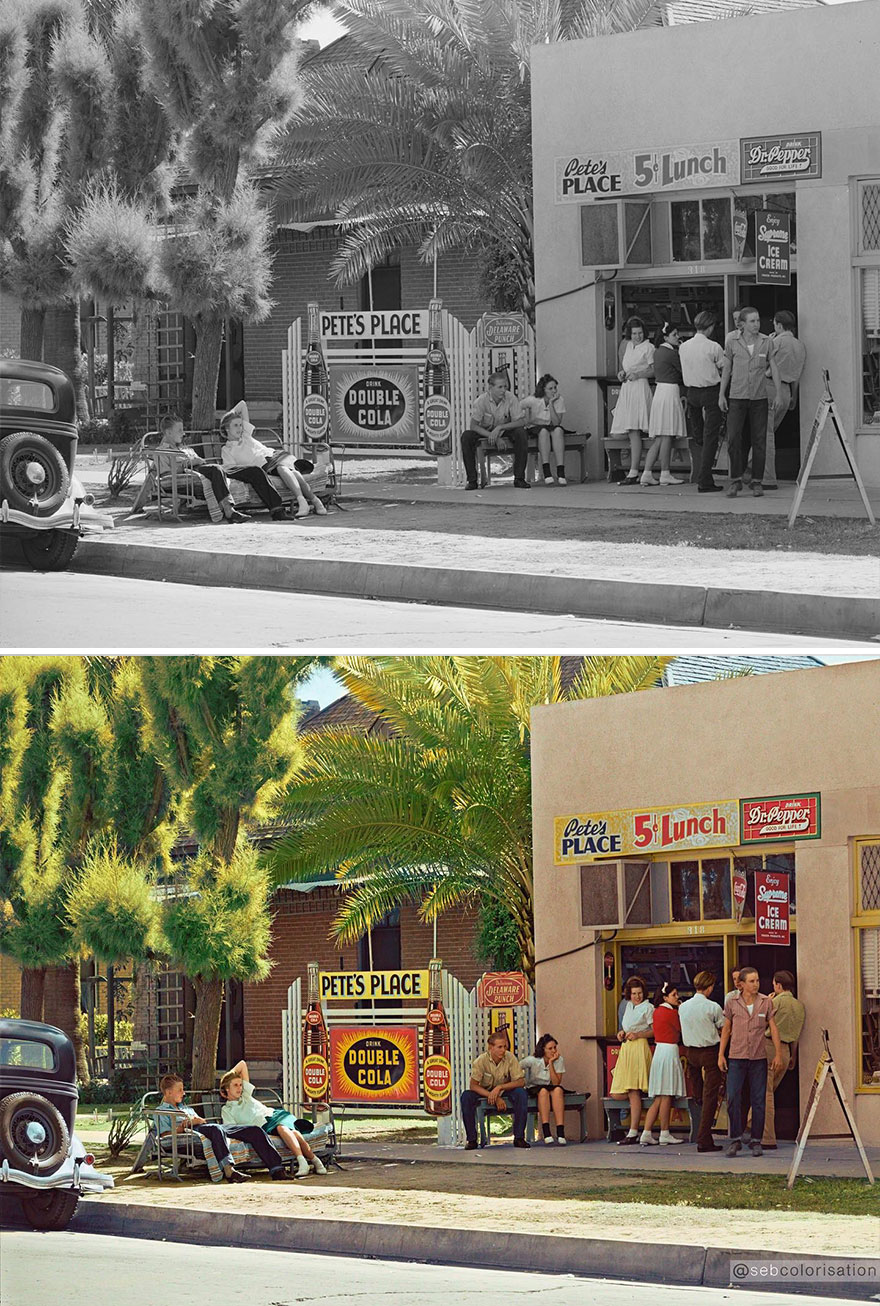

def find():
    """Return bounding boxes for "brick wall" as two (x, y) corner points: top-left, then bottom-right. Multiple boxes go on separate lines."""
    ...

(0, 955), (20, 1014)
(242, 887), (484, 1061)
(0, 297), (21, 356)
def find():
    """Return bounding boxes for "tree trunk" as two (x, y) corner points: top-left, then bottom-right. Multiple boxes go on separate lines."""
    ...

(190, 318), (224, 431)
(19, 307), (45, 361)
(190, 974), (224, 1092)
(44, 962), (90, 1084)
(71, 302), (90, 423)
(20, 967), (46, 1021)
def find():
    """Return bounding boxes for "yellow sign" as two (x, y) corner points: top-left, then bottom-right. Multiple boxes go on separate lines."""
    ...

(555, 800), (740, 864)
(330, 1026), (420, 1104)
(319, 969), (429, 1001)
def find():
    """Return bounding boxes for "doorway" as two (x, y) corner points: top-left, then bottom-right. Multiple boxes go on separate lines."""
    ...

(736, 937), (800, 1139)
(736, 278), (800, 480)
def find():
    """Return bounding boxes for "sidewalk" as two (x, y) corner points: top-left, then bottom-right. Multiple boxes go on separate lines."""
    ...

(57, 1136), (879, 1300)
(64, 468), (880, 641)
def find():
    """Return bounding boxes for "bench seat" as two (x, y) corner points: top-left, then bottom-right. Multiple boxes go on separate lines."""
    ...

(476, 1091), (590, 1146)
(479, 431), (592, 486)
(602, 433), (694, 482)
(602, 1094), (699, 1142)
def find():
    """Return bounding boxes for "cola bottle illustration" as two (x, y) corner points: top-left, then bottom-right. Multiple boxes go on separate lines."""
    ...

(302, 961), (330, 1101)
(422, 299), (452, 457)
(302, 302), (330, 443)
(422, 959), (452, 1116)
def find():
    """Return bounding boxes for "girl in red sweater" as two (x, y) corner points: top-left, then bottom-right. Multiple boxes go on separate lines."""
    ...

(640, 982), (687, 1146)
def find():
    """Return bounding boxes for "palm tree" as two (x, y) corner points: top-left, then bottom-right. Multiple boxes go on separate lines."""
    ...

(267, 655), (670, 981)
(274, 1), (656, 318)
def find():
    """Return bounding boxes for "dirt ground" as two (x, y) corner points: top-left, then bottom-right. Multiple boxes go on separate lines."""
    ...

(92, 1153), (878, 1257)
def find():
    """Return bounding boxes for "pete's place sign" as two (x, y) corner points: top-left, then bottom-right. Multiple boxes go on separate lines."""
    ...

(319, 969), (429, 1000)
(555, 800), (740, 863)
(740, 793), (821, 844)
(556, 141), (739, 202)
(319, 310), (427, 339)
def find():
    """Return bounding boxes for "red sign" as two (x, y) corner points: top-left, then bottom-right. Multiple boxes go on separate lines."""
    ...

(733, 869), (748, 924)
(740, 793), (820, 844)
(329, 1026), (420, 1104)
(477, 972), (530, 1007)
(755, 871), (790, 945)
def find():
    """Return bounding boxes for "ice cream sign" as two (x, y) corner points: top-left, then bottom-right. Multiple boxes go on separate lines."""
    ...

(755, 871), (790, 945)
(740, 793), (821, 843)
(555, 800), (739, 864)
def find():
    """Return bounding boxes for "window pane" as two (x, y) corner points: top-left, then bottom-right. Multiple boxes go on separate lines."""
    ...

(860, 927), (880, 1087)
(624, 201), (652, 265)
(0, 380), (55, 410)
(739, 195), (764, 258)
(702, 859), (732, 919)
(766, 192), (796, 254)
(739, 856), (763, 919)
(862, 269), (880, 425)
(670, 860), (700, 921)
(671, 200), (700, 262)
(0, 1038), (55, 1070)
(702, 197), (732, 260)
(766, 852), (796, 913)
(581, 205), (620, 266)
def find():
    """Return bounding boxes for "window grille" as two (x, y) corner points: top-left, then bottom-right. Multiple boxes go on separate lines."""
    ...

(861, 182), (880, 253)
(861, 842), (880, 911)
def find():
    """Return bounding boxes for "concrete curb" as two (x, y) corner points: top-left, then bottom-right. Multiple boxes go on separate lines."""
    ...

(66, 1200), (878, 1300)
(72, 539), (880, 640)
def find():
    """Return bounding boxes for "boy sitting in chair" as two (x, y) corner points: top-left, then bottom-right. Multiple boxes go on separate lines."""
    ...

(220, 1059), (327, 1179)
(157, 1071), (294, 1182)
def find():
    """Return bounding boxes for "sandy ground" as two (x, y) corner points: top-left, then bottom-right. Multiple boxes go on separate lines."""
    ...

(93, 1157), (878, 1257)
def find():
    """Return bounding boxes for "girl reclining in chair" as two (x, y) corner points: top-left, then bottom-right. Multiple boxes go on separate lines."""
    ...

(219, 1059), (327, 1178)
(220, 401), (327, 519)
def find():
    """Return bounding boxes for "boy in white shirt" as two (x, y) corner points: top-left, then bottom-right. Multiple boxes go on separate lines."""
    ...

(220, 1059), (327, 1178)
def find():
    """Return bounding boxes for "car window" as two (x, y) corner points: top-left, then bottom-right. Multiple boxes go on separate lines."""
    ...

(0, 379), (56, 411)
(0, 1038), (56, 1070)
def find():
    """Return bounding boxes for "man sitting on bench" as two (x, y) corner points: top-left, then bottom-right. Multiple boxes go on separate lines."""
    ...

(460, 371), (530, 491)
(460, 1031), (529, 1150)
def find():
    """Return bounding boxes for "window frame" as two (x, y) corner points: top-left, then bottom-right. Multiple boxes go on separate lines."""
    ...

(853, 836), (880, 1093)
(580, 199), (653, 270)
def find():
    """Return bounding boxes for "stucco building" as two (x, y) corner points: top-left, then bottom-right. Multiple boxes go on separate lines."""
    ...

(530, 660), (880, 1144)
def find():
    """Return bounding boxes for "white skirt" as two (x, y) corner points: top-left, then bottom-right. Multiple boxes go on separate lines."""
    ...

(647, 1042), (686, 1098)
(610, 378), (652, 434)
(648, 383), (686, 438)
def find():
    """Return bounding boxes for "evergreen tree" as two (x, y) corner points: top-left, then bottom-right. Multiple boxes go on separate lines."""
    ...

(138, 656), (314, 1089)
(268, 656), (670, 980)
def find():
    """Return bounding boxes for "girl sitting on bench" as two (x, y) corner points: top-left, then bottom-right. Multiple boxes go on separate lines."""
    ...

(521, 1033), (568, 1144)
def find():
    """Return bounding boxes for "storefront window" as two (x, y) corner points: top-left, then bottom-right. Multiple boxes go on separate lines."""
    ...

(702, 858), (732, 919)
(671, 197), (732, 262)
(741, 192), (796, 258)
(702, 198), (732, 260)
(671, 199), (701, 262)
(620, 942), (724, 1003)
(581, 201), (653, 267)
(670, 859), (700, 921)
(861, 268), (880, 424)
(856, 839), (880, 1088)
(668, 852), (795, 923)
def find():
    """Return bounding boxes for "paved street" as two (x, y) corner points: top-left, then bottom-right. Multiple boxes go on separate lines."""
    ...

(4, 571), (875, 650)
(0, 1230), (861, 1306)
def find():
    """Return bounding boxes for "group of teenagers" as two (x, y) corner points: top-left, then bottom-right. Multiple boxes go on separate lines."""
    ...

(612, 307), (806, 496)
(131, 399), (327, 524)
(610, 966), (806, 1157)
(157, 1058), (327, 1182)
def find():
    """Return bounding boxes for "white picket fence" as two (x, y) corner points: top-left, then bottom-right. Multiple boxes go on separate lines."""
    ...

(281, 307), (536, 488)
(280, 972), (536, 1147)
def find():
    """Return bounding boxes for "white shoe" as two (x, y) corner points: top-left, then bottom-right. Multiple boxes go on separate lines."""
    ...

(296, 1154), (310, 1177)
(556, 1136), (568, 1145)
(543, 475), (555, 484)
(640, 475), (659, 486)
(312, 499), (327, 516)
(658, 1131), (676, 1146)
(557, 477), (567, 486)
(639, 1131), (658, 1146)
(310, 1155), (327, 1174)
(544, 1135), (556, 1144)
(659, 473), (682, 485)
(295, 503), (310, 519)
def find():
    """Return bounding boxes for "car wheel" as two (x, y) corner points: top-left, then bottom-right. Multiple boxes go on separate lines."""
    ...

(20, 529), (79, 571)
(21, 1189), (79, 1232)
(0, 1092), (70, 1176)
(0, 431), (70, 517)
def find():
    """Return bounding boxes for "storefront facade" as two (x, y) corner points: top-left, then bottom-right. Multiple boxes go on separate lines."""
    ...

(531, 2), (880, 485)
(530, 661), (880, 1144)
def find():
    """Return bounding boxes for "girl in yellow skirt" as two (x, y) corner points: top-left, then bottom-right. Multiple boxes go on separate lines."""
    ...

(609, 974), (654, 1143)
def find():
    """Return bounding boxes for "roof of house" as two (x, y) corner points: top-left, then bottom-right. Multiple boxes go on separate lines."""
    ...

(300, 695), (391, 736)
(663, 654), (823, 686)
(652, 0), (823, 23)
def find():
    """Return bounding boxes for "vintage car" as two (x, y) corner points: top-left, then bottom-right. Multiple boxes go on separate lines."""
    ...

(0, 358), (113, 570)
(0, 1018), (114, 1230)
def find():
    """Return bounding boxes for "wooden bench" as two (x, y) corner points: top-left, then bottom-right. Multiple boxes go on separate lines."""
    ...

(479, 431), (592, 486)
(602, 1094), (698, 1142)
(602, 433), (694, 482)
(476, 1091), (591, 1146)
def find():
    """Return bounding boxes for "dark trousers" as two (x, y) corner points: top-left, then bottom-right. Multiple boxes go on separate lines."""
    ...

(194, 1122), (284, 1174)
(228, 465), (283, 511)
(685, 1045), (723, 1147)
(686, 385), (723, 488)
(460, 1087), (528, 1143)
(198, 464), (232, 503)
(726, 398), (768, 484)
(726, 1057), (768, 1143)
(461, 429), (528, 485)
